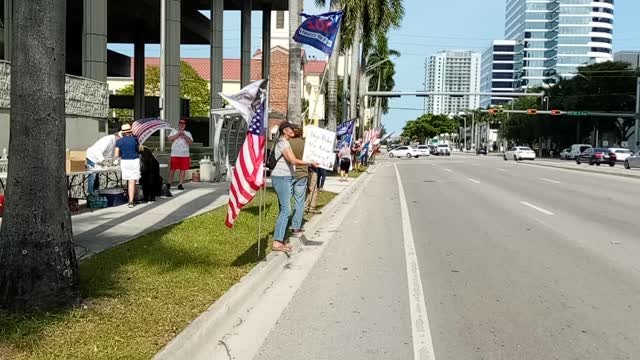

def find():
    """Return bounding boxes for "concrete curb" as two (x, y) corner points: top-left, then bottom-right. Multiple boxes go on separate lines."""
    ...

(518, 160), (640, 180)
(153, 166), (377, 360)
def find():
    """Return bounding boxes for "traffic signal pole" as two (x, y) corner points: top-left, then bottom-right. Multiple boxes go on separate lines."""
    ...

(634, 75), (640, 152)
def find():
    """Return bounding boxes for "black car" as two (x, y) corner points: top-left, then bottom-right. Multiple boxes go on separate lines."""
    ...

(575, 147), (616, 166)
(476, 147), (487, 155)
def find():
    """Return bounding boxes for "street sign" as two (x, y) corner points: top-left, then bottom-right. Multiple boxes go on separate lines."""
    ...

(602, 140), (609, 146)
(567, 111), (590, 116)
(622, 141), (629, 147)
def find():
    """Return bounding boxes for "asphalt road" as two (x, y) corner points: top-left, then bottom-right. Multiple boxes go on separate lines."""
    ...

(254, 154), (640, 360)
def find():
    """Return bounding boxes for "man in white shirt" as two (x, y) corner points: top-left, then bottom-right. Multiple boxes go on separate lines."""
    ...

(168, 119), (193, 190)
(85, 132), (122, 193)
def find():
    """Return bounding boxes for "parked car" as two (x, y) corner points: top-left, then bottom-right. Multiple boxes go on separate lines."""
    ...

(504, 146), (536, 161)
(416, 145), (431, 156)
(608, 148), (633, 162)
(559, 148), (571, 160)
(623, 151), (640, 169)
(569, 144), (592, 160)
(476, 147), (487, 155)
(388, 146), (421, 158)
(575, 147), (616, 166)
(434, 144), (451, 156)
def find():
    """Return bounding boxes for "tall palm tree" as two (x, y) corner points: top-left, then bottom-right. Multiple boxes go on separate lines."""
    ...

(325, 0), (342, 131)
(287, 0), (303, 125)
(0, 0), (80, 310)
(366, 34), (400, 128)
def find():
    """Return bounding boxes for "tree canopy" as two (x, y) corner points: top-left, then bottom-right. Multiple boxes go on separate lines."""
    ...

(401, 114), (458, 142)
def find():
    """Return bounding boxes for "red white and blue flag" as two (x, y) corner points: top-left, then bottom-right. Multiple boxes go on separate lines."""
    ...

(225, 96), (267, 228)
(131, 118), (173, 144)
(293, 11), (344, 56)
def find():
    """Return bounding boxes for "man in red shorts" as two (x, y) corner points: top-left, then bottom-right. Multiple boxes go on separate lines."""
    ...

(168, 119), (193, 190)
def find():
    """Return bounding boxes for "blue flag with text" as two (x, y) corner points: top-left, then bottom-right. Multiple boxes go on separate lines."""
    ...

(293, 11), (344, 56)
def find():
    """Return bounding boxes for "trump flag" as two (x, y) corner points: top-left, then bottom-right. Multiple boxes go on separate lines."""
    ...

(293, 11), (344, 56)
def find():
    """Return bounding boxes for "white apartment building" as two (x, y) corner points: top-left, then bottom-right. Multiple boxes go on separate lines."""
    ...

(424, 51), (481, 115)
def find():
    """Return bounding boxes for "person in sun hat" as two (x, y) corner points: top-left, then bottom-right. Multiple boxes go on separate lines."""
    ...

(85, 131), (123, 194)
(115, 123), (141, 208)
(168, 119), (193, 190)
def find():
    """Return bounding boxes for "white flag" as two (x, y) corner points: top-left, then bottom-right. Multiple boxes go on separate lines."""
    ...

(219, 79), (266, 125)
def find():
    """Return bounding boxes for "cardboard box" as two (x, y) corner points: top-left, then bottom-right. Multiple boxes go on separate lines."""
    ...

(66, 150), (86, 173)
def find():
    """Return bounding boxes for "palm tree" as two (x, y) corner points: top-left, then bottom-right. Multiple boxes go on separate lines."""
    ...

(366, 34), (400, 129)
(324, 0), (342, 131)
(0, 0), (80, 310)
(287, 0), (303, 125)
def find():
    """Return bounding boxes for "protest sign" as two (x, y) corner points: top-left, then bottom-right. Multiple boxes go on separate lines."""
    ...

(303, 126), (336, 170)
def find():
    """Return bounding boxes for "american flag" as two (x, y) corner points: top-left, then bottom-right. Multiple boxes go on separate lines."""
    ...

(225, 99), (266, 228)
(363, 128), (381, 144)
(131, 118), (173, 144)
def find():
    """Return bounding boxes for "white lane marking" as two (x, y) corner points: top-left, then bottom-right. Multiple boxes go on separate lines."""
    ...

(444, 168), (453, 172)
(467, 178), (481, 184)
(471, 163), (480, 167)
(520, 201), (554, 215)
(497, 168), (508, 172)
(394, 164), (436, 360)
(540, 178), (561, 184)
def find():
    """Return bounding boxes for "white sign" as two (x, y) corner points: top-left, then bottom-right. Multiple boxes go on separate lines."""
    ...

(602, 140), (609, 146)
(303, 126), (336, 171)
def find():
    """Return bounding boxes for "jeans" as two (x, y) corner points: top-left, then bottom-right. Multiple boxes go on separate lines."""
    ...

(86, 158), (99, 194)
(272, 176), (293, 241)
(291, 177), (308, 229)
(317, 168), (327, 189)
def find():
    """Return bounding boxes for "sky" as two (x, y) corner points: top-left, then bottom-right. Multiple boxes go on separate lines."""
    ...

(108, 0), (640, 135)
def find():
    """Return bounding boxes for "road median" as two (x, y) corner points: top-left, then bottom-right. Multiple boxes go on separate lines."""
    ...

(518, 159), (640, 180)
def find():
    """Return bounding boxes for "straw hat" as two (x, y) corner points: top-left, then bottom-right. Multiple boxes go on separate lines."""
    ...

(120, 123), (132, 133)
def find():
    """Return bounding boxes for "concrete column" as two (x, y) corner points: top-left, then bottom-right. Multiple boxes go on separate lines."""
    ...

(210, 0), (223, 109)
(261, 6), (271, 79)
(240, 0), (251, 87)
(160, 0), (181, 127)
(3, 0), (12, 61)
(133, 39), (145, 119)
(82, 0), (108, 81)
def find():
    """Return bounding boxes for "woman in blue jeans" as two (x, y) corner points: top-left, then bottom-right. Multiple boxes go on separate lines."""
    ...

(271, 122), (317, 252)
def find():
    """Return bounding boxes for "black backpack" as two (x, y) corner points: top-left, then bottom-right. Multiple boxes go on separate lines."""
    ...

(266, 141), (283, 171)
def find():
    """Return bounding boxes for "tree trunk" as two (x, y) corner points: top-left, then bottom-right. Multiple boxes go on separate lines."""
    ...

(326, 0), (341, 132)
(358, 64), (367, 130)
(349, 23), (361, 137)
(0, 0), (79, 310)
(287, 0), (303, 125)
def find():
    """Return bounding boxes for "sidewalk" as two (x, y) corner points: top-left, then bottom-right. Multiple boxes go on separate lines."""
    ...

(518, 158), (640, 180)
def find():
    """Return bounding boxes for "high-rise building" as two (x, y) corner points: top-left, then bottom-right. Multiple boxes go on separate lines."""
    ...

(505, 0), (614, 88)
(424, 50), (481, 115)
(480, 40), (518, 108)
(614, 51), (640, 68)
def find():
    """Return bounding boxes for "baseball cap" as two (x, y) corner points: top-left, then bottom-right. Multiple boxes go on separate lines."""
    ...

(179, 119), (187, 124)
(278, 121), (299, 133)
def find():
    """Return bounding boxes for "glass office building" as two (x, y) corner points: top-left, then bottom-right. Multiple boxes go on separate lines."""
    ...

(505, 0), (614, 87)
(480, 40), (518, 108)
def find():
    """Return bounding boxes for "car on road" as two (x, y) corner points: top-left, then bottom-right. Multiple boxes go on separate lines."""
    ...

(434, 144), (451, 156)
(575, 147), (616, 166)
(623, 151), (640, 169)
(504, 146), (536, 161)
(388, 146), (421, 158)
(570, 144), (592, 160)
(609, 148), (633, 162)
(560, 148), (571, 160)
(476, 147), (487, 155)
(416, 145), (431, 156)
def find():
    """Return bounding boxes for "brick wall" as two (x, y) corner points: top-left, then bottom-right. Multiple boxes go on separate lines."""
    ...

(269, 50), (289, 116)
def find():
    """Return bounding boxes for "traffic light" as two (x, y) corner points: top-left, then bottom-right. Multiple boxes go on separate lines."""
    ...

(488, 108), (502, 115)
(527, 109), (537, 115)
(550, 110), (562, 116)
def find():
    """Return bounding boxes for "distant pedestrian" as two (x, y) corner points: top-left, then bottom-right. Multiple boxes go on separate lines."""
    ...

(85, 131), (122, 194)
(317, 167), (327, 192)
(168, 119), (193, 190)
(271, 122), (317, 252)
(289, 128), (308, 235)
(115, 124), (141, 208)
(338, 143), (351, 181)
(352, 140), (362, 171)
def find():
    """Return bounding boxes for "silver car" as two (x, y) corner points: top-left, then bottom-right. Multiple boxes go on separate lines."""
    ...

(623, 151), (640, 169)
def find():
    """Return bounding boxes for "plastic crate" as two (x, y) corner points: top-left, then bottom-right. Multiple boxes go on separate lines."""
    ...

(99, 188), (128, 207)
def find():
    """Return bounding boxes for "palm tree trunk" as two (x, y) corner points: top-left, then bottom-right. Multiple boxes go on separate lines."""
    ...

(0, 0), (80, 310)
(374, 74), (382, 129)
(287, 0), (303, 125)
(326, 0), (341, 131)
(358, 65), (367, 130)
(349, 23), (361, 137)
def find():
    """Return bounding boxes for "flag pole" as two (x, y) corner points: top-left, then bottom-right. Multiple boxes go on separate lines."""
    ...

(258, 78), (270, 259)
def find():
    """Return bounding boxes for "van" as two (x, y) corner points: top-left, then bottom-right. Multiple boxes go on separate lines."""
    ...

(570, 144), (592, 159)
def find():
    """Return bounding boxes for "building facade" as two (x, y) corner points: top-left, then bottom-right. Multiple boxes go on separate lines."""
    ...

(424, 51), (481, 115)
(614, 51), (640, 68)
(505, 0), (614, 88)
(480, 40), (518, 108)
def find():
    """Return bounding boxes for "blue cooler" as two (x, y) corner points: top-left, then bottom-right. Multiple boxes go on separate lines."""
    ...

(99, 188), (128, 207)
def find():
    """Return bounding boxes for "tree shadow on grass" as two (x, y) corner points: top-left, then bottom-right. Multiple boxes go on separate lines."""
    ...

(231, 235), (270, 266)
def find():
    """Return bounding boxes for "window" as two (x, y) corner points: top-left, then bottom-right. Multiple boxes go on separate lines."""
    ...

(591, 37), (612, 43)
(276, 11), (285, 29)
(493, 63), (514, 70)
(494, 54), (514, 61)
(591, 47), (611, 53)
(592, 27), (613, 34)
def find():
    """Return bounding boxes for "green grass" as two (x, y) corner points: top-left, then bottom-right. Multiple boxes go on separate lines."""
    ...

(0, 189), (336, 360)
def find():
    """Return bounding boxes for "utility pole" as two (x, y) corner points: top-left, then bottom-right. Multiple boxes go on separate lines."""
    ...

(463, 116), (467, 151)
(635, 73), (640, 152)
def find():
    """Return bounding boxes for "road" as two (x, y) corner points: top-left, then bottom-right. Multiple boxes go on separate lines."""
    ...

(254, 154), (640, 360)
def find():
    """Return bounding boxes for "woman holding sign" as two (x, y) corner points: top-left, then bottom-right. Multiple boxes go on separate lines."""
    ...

(270, 122), (318, 252)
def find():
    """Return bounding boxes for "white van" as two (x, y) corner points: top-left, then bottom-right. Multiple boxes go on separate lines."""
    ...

(570, 144), (592, 159)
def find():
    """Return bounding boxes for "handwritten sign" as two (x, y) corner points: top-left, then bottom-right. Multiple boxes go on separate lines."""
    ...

(303, 126), (336, 170)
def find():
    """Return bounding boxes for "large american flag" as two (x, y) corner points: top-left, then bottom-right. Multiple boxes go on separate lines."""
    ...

(225, 99), (266, 228)
(131, 118), (173, 144)
(364, 128), (381, 144)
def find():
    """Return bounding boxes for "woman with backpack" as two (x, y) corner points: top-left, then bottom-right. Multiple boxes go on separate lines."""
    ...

(269, 122), (318, 252)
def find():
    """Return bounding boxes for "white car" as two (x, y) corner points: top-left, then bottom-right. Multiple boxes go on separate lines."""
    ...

(434, 144), (451, 156)
(504, 146), (536, 161)
(416, 145), (431, 156)
(388, 146), (421, 158)
(609, 148), (633, 162)
(560, 148), (571, 160)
